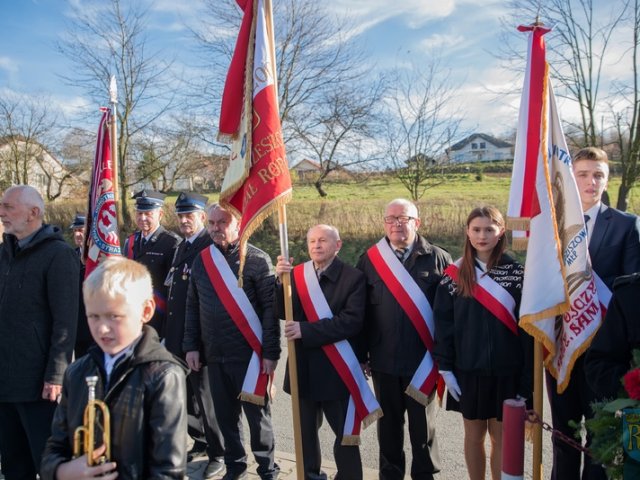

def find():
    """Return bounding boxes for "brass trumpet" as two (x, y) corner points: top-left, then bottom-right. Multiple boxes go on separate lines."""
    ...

(73, 376), (111, 465)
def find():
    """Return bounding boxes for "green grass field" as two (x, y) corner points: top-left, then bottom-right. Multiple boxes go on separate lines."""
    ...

(47, 173), (638, 264)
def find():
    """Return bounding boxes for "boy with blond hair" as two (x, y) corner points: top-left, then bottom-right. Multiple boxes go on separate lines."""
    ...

(41, 257), (188, 480)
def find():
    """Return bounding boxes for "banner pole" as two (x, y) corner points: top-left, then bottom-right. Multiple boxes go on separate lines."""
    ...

(109, 76), (122, 231)
(533, 340), (543, 480)
(278, 204), (304, 479)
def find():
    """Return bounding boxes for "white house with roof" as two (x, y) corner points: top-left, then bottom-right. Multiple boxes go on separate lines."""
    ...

(0, 136), (83, 200)
(446, 133), (514, 163)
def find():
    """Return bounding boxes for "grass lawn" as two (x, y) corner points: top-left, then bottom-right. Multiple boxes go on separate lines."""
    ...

(161, 173), (639, 262)
(48, 172), (639, 264)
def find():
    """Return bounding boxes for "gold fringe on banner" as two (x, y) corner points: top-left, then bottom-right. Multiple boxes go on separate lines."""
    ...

(236, 191), (293, 288)
(525, 420), (534, 444)
(216, 132), (237, 144)
(511, 237), (529, 250)
(218, 0), (258, 206)
(506, 217), (531, 232)
(520, 302), (567, 363)
(546, 324), (600, 394)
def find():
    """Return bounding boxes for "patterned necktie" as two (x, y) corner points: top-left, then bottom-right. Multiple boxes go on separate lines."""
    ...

(394, 247), (407, 262)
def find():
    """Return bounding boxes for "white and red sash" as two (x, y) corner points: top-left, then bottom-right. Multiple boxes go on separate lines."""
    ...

(293, 261), (382, 445)
(201, 245), (269, 405)
(445, 259), (518, 335)
(366, 238), (440, 405)
(126, 234), (135, 259)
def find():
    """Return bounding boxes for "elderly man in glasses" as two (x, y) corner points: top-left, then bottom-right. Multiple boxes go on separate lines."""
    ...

(356, 198), (452, 480)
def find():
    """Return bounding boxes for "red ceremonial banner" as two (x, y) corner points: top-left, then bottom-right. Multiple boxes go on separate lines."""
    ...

(83, 108), (122, 276)
(218, 0), (292, 274)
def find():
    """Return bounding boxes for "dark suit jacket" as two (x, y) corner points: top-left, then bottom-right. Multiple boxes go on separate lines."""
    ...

(163, 229), (212, 356)
(0, 226), (79, 401)
(356, 235), (452, 378)
(276, 257), (366, 401)
(590, 204), (640, 289)
(563, 204), (640, 397)
(577, 206), (640, 399)
(585, 273), (640, 399)
(124, 226), (181, 334)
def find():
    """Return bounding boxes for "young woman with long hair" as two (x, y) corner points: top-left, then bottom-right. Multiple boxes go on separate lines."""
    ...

(433, 206), (532, 480)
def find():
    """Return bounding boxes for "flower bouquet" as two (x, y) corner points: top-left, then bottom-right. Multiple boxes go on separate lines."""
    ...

(586, 350), (640, 479)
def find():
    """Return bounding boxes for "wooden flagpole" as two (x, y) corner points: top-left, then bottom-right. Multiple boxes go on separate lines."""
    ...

(263, 0), (304, 476)
(532, 19), (545, 480)
(533, 341), (543, 480)
(277, 205), (304, 479)
(109, 75), (122, 231)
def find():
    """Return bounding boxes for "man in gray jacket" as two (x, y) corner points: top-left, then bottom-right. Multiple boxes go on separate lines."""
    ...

(0, 185), (80, 479)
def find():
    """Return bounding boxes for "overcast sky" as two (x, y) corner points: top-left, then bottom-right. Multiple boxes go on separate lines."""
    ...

(0, 0), (631, 142)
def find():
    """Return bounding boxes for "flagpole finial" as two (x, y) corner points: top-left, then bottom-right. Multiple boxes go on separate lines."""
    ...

(109, 75), (118, 104)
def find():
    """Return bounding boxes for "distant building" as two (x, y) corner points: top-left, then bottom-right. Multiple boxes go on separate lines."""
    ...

(291, 158), (321, 181)
(290, 158), (351, 181)
(446, 133), (513, 163)
(0, 136), (84, 200)
(130, 153), (229, 193)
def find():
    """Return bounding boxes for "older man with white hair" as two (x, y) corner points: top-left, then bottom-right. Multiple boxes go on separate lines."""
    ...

(357, 198), (452, 480)
(0, 185), (80, 479)
(275, 223), (378, 480)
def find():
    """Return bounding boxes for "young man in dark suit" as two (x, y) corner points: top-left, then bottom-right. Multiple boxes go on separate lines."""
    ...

(123, 189), (180, 335)
(164, 194), (225, 478)
(547, 147), (640, 480)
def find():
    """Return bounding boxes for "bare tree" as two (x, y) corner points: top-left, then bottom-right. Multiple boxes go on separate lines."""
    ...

(385, 61), (462, 201)
(132, 116), (211, 191)
(193, 0), (369, 148)
(499, 0), (627, 146)
(57, 0), (179, 224)
(609, 0), (640, 210)
(60, 127), (96, 175)
(499, 0), (640, 209)
(0, 95), (78, 200)
(289, 80), (385, 197)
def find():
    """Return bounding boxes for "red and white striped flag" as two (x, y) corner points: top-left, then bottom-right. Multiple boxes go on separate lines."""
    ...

(83, 108), (121, 276)
(218, 0), (292, 273)
(507, 25), (549, 248)
(507, 25), (603, 392)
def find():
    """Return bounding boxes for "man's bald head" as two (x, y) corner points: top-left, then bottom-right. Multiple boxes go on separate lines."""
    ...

(306, 224), (342, 269)
(0, 185), (45, 239)
(7, 186), (45, 218)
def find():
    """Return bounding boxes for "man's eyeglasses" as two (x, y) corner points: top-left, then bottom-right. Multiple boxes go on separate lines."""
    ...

(383, 216), (415, 225)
